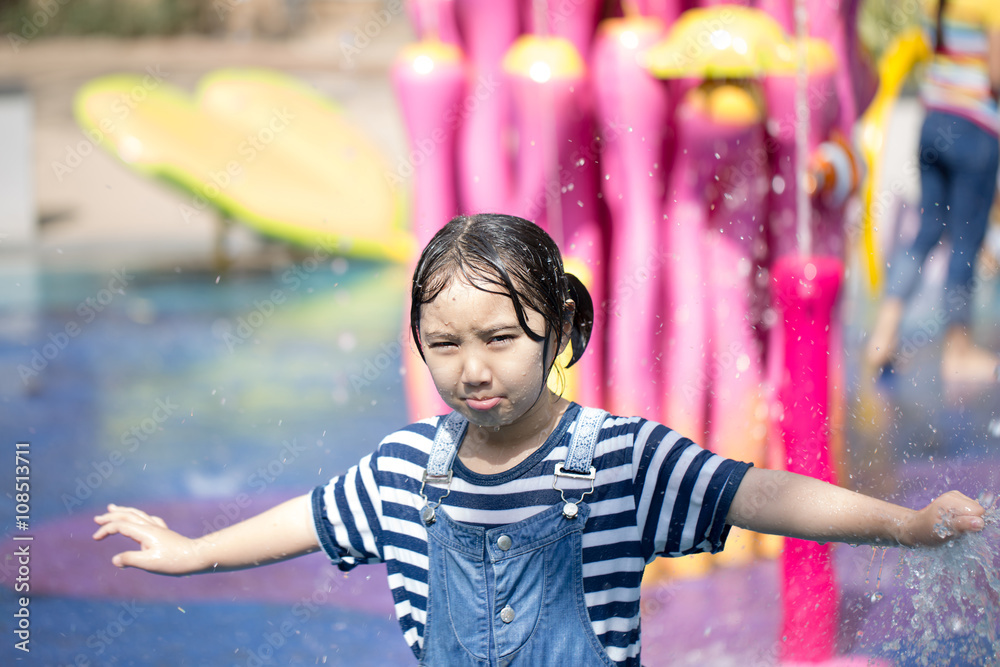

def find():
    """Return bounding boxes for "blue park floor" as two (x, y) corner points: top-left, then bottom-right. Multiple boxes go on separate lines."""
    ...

(1, 253), (998, 666)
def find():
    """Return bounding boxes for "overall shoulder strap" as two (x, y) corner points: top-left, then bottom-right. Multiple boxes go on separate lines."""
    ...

(425, 411), (468, 478)
(562, 407), (609, 475)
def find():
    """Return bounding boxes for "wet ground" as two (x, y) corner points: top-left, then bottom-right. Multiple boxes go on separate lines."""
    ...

(1, 252), (998, 665)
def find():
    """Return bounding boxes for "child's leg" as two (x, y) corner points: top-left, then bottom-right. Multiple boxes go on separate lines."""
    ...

(867, 112), (952, 368)
(938, 118), (1000, 381)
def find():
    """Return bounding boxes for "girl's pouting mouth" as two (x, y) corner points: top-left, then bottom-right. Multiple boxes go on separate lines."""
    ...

(466, 396), (502, 411)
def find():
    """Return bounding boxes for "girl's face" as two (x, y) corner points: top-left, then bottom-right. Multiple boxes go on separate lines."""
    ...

(419, 277), (562, 430)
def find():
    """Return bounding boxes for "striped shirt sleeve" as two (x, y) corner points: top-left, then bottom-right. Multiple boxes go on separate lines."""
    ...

(312, 451), (386, 569)
(631, 422), (751, 560)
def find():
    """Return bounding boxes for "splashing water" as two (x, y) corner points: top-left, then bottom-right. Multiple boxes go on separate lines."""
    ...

(881, 492), (1000, 665)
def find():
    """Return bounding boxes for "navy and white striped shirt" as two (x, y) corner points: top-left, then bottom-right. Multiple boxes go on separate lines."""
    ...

(311, 403), (751, 666)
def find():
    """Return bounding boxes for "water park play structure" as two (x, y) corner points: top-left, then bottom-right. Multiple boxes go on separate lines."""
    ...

(70, 0), (967, 663)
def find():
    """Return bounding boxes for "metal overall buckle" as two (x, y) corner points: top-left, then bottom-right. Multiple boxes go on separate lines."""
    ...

(418, 470), (453, 525)
(552, 463), (596, 519)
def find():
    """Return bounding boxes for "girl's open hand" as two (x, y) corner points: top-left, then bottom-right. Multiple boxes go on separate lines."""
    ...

(900, 491), (986, 547)
(93, 504), (203, 575)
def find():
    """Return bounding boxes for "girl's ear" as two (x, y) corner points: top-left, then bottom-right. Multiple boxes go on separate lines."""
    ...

(558, 299), (576, 355)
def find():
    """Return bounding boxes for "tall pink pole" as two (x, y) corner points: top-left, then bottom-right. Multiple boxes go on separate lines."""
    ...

(521, 0), (603, 61)
(755, 0), (793, 33)
(503, 38), (582, 233)
(558, 118), (608, 409)
(453, 0), (519, 213)
(592, 16), (669, 417)
(504, 36), (607, 406)
(773, 254), (842, 662)
(631, 0), (684, 23)
(805, 0), (876, 136)
(705, 116), (769, 461)
(391, 40), (465, 420)
(406, 0), (461, 44)
(660, 92), (713, 439)
(391, 41), (466, 246)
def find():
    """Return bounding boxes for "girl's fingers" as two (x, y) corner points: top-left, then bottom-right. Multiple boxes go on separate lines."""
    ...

(948, 512), (985, 534)
(112, 548), (151, 569)
(95, 504), (168, 529)
(941, 490), (984, 514)
(92, 516), (144, 542)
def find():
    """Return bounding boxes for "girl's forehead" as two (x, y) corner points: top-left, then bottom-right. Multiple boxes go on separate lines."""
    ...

(420, 278), (542, 331)
(423, 279), (515, 317)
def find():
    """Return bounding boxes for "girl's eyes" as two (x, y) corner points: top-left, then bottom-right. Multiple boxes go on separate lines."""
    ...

(427, 334), (516, 349)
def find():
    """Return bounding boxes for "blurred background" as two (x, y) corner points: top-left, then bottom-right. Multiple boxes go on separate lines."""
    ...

(1, 1), (999, 665)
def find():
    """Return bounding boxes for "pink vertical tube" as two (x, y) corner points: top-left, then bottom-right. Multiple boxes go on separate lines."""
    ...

(392, 40), (466, 420)
(503, 39), (581, 233)
(406, 0), (461, 44)
(453, 0), (519, 213)
(772, 254), (842, 662)
(705, 119), (769, 460)
(504, 35), (606, 406)
(806, 0), (876, 135)
(592, 16), (669, 417)
(691, 0), (751, 7)
(559, 114), (608, 409)
(391, 41), (466, 247)
(521, 0), (603, 61)
(661, 96), (713, 439)
(761, 69), (834, 425)
(631, 0), (684, 23)
(755, 0), (793, 34)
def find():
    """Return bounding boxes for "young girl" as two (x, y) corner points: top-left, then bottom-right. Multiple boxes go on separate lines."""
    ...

(95, 213), (986, 667)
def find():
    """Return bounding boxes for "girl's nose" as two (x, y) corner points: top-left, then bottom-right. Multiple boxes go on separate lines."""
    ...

(460, 353), (491, 386)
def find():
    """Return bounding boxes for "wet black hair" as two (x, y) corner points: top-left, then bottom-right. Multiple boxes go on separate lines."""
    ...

(410, 213), (594, 370)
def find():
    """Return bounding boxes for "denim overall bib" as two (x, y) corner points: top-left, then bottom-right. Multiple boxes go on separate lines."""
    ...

(418, 407), (616, 667)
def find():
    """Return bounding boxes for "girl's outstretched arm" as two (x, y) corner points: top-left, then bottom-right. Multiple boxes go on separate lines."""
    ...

(727, 467), (986, 548)
(92, 494), (320, 575)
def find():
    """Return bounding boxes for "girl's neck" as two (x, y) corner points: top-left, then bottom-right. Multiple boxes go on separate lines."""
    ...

(459, 393), (570, 475)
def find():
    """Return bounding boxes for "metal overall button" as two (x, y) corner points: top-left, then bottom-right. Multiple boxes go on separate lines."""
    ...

(552, 463), (596, 519)
(418, 470), (453, 526)
(500, 605), (515, 623)
(497, 534), (512, 551)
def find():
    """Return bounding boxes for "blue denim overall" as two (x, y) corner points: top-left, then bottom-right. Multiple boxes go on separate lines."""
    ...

(417, 407), (616, 667)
